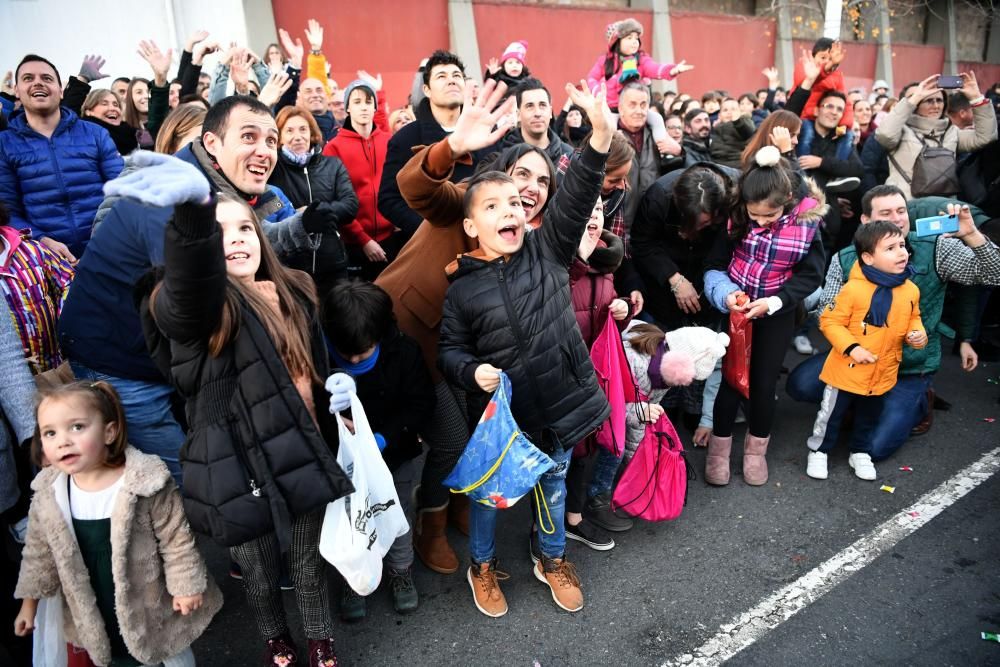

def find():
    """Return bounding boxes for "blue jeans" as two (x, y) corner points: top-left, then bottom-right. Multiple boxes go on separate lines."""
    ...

(796, 121), (855, 161)
(468, 446), (573, 563)
(786, 355), (932, 461)
(588, 448), (623, 499)
(70, 362), (185, 486)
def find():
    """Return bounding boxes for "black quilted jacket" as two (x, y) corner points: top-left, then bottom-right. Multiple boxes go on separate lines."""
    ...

(438, 144), (611, 453)
(141, 201), (353, 548)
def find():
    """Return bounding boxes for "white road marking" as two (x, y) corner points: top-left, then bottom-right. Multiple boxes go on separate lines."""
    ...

(664, 447), (1000, 667)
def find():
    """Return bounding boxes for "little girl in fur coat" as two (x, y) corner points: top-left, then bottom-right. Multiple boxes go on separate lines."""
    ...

(15, 381), (221, 667)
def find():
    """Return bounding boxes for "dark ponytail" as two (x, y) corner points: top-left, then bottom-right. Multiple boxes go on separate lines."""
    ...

(729, 151), (807, 241)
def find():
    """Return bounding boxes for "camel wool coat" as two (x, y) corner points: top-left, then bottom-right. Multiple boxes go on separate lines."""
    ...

(15, 447), (222, 666)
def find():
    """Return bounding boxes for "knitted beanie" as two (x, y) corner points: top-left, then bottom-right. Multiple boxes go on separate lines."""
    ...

(343, 80), (377, 110)
(663, 327), (730, 381)
(606, 18), (644, 47)
(501, 40), (528, 65)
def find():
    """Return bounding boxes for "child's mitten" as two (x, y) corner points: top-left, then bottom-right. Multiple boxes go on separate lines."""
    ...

(103, 151), (210, 207)
(325, 372), (356, 413)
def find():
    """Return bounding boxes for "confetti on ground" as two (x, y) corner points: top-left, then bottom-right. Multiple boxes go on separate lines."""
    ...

(880, 485), (895, 494)
(982, 631), (1000, 643)
(899, 466), (913, 472)
(984, 418), (996, 423)
(987, 378), (998, 385)
(908, 511), (920, 518)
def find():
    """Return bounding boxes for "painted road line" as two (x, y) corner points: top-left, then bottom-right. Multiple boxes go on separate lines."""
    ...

(664, 446), (1000, 667)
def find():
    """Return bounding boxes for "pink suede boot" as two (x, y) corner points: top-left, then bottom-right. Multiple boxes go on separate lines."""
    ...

(705, 434), (732, 486)
(743, 434), (770, 486)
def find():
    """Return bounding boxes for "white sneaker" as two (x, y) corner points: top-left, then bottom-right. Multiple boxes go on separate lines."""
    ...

(793, 335), (814, 355)
(825, 176), (861, 193)
(806, 451), (828, 479)
(848, 453), (877, 481)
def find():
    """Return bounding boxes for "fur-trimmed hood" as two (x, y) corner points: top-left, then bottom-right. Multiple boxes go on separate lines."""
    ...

(17, 447), (222, 666)
(796, 176), (830, 224)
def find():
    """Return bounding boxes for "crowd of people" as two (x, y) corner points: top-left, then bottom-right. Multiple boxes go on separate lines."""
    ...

(1, 14), (999, 667)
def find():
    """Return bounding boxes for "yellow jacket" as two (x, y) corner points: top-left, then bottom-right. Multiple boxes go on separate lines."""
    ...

(819, 262), (925, 396)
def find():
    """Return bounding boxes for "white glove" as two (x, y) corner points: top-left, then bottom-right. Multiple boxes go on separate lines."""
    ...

(103, 151), (210, 207)
(325, 373), (356, 413)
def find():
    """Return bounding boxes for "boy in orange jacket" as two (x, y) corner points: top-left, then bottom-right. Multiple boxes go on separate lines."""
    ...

(806, 221), (926, 481)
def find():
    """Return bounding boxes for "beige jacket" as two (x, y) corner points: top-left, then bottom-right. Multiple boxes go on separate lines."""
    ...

(875, 97), (997, 199)
(15, 447), (222, 666)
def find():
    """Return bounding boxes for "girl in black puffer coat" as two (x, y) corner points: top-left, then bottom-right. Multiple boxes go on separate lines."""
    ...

(112, 152), (352, 667)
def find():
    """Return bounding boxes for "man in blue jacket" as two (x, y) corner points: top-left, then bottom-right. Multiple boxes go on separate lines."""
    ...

(0, 54), (123, 261)
(59, 94), (336, 484)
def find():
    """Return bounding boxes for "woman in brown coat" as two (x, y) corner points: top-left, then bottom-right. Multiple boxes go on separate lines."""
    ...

(376, 79), (559, 574)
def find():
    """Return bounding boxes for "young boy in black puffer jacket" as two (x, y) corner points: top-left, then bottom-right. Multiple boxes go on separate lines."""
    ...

(321, 279), (435, 621)
(437, 84), (613, 619)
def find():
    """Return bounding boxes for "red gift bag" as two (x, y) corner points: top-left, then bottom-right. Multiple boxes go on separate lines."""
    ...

(722, 310), (752, 399)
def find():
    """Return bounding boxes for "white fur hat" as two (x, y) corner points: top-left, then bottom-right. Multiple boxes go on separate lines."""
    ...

(663, 327), (730, 381)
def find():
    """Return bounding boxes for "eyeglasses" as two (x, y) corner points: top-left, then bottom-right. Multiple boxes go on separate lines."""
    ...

(820, 104), (845, 112)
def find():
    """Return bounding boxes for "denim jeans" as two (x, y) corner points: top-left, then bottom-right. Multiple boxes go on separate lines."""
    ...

(588, 448), (623, 499)
(468, 446), (573, 563)
(796, 121), (855, 161)
(785, 355), (932, 461)
(70, 362), (185, 486)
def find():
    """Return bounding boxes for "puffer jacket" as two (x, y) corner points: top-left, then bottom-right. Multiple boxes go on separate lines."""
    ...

(710, 116), (756, 168)
(875, 97), (997, 199)
(140, 201), (352, 547)
(819, 261), (925, 396)
(586, 51), (677, 111)
(569, 230), (627, 345)
(322, 125), (392, 245)
(268, 148), (356, 289)
(493, 126), (575, 168)
(0, 107), (123, 256)
(438, 144), (611, 453)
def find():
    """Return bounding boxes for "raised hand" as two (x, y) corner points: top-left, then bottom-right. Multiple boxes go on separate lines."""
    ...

(305, 18), (324, 52)
(356, 70), (382, 92)
(185, 29), (209, 52)
(278, 28), (304, 68)
(446, 78), (516, 157)
(258, 70), (292, 107)
(1, 71), (13, 96)
(960, 70), (982, 101)
(138, 39), (173, 85)
(670, 60), (694, 77)
(229, 49), (252, 94)
(191, 40), (219, 67)
(907, 74), (941, 106)
(565, 80), (612, 152)
(762, 66), (780, 88)
(487, 57), (500, 75)
(220, 41), (240, 66)
(799, 48), (821, 87)
(78, 55), (108, 83)
(103, 151), (210, 208)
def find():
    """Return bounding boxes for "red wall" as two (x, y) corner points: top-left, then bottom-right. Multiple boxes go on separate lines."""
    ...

(474, 2), (652, 103)
(270, 0), (449, 109)
(268, 1), (995, 112)
(672, 12), (776, 96)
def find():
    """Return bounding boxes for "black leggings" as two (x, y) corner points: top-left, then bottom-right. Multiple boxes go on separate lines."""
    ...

(713, 308), (796, 439)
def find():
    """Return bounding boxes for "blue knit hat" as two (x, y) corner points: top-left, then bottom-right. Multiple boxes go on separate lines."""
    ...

(343, 80), (377, 110)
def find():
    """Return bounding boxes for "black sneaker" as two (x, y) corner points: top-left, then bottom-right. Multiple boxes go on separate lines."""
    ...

(340, 583), (367, 622)
(825, 176), (860, 193)
(387, 567), (419, 614)
(228, 561), (243, 580)
(529, 529), (541, 564)
(584, 493), (634, 532)
(565, 518), (615, 551)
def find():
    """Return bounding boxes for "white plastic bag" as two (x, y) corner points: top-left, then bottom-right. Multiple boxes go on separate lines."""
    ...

(319, 391), (409, 595)
(33, 594), (67, 666)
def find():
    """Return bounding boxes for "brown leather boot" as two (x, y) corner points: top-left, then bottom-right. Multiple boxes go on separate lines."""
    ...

(743, 434), (770, 486)
(413, 506), (459, 574)
(910, 388), (934, 436)
(448, 493), (470, 536)
(705, 434), (732, 486)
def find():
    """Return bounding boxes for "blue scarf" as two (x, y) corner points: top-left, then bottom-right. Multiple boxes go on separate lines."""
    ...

(329, 344), (380, 377)
(281, 146), (312, 167)
(860, 263), (915, 327)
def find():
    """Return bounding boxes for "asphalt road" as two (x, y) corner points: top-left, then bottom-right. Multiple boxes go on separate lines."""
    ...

(193, 341), (1000, 667)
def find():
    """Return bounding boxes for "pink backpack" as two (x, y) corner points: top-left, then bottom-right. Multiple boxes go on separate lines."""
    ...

(574, 316), (639, 458)
(611, 408), (694, 522)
